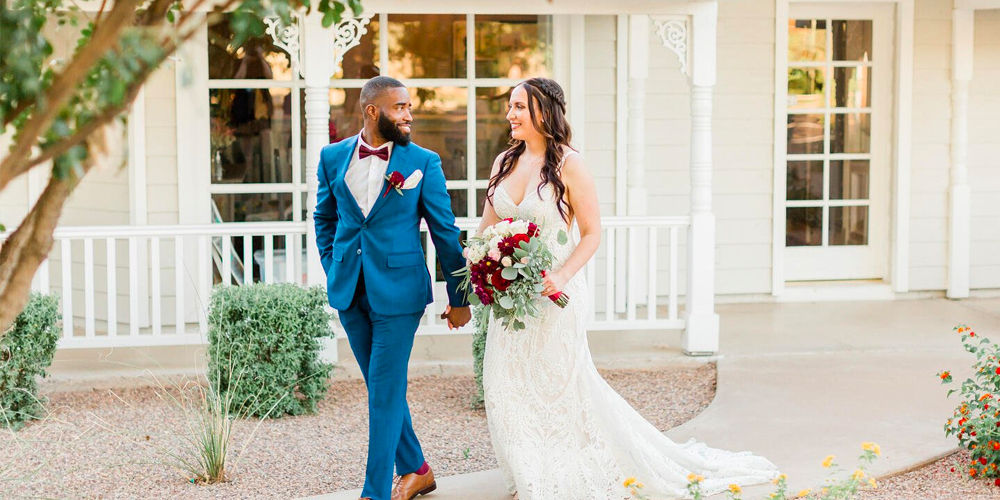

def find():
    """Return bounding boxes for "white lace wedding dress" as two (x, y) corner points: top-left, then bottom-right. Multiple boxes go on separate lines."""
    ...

(482, 153), (780, 500)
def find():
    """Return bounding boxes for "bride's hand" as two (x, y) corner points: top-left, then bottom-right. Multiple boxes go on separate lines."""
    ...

(541, 269), (568, 297)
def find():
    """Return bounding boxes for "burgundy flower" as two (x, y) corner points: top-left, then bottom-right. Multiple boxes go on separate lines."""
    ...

(491, 268), (512, 292)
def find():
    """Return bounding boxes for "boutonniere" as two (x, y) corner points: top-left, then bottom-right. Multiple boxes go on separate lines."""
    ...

(383, 171), (405, 198)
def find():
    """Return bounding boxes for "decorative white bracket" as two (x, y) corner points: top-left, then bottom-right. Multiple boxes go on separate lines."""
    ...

(332, 16), (373, 71)
(653, 18), (689, 76)
(264, 13), (302, 70)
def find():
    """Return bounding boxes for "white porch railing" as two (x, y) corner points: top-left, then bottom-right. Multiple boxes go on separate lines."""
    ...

(0, 216), (689, 349)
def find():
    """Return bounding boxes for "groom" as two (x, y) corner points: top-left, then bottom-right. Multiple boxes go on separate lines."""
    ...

(314, 76), (471, 500)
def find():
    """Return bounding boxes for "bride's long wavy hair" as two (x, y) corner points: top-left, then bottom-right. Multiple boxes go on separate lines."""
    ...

(487, 77), (575, 223)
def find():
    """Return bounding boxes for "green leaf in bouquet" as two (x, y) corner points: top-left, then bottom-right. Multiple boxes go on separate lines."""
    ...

(513, 263), (526, 269)
(557, 230), (569, 245)
(469, 293), (482, 306)
(499, 296), (515, 309)
(519, 240), (530, 250)
(519, 268), (530, 279)
(513, 319), (526, 330)
(501, 267), (519, 280)
(534, 284), (545, 293)
(513, 248), (528, 259)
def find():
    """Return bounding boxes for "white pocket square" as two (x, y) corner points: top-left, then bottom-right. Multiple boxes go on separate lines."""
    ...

(402, 170), (423, 190)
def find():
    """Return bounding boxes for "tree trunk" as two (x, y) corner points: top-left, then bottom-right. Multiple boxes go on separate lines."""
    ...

(0, 173), (81, 337)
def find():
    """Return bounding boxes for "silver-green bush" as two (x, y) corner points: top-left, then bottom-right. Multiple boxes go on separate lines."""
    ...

(207, 283), (334, 418)
(1, 292), (60, 429)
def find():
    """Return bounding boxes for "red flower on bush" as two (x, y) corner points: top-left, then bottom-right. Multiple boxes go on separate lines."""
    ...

(981, 457), (988, 465)
(994, 478), (1000, 487)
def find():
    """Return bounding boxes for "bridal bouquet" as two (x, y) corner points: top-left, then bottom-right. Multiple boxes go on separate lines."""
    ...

(454, 218), (570, 331)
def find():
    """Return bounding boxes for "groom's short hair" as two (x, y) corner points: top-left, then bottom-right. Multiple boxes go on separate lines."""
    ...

(360, 76), (406, 108)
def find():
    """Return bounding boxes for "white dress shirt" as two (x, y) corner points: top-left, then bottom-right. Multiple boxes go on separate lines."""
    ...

(344, 132), (393, 217)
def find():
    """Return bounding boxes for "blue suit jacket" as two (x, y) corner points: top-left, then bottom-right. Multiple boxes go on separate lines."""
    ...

(314, 136), (469, 315)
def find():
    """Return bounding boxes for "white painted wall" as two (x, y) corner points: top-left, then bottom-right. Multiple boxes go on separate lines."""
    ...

(908, 0), (951, 291)
(969, 9), (1000, 289)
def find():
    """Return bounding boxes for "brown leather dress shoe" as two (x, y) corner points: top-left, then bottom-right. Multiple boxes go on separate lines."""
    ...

(390, 466), (437, 500)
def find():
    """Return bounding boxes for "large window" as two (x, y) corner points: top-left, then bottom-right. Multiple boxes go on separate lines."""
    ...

(314, 13), (552, 218)
(206, 13), (552, 282)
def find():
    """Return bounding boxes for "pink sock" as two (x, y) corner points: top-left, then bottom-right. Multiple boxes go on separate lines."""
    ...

(415, 462), (429, 475)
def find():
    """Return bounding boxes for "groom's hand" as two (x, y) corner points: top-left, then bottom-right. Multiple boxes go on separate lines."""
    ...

(441, 305), (472, 329)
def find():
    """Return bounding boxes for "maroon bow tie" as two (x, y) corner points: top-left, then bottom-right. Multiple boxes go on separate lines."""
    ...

(359, 144), (389, 161)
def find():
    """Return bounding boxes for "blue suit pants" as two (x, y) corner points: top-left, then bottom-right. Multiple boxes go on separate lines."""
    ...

(338, 271), (425, 500)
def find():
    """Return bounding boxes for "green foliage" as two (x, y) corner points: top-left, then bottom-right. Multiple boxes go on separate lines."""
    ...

(207, 283), (334, 419)
(1, 0), (362, 181)
(0, 293), (60, 430)
(470, 305), (489, 409)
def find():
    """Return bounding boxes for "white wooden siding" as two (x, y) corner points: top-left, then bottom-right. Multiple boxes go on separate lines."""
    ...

(969, 9), (1000, 289)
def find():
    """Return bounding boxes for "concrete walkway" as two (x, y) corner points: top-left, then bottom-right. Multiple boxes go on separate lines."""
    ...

(303, 297), (1000, 500)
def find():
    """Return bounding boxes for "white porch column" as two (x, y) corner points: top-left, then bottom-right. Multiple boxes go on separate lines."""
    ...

(682, 2), (719, 355)
(625, 15), (649, 310)
(302, 12), (334, 290)
(302, 11), (337, 362)
(948, 9), (973, 299)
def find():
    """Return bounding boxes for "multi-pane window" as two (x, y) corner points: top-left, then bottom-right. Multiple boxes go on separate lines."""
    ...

(785, 19), (873, 247)
(320, 14), (553, 218)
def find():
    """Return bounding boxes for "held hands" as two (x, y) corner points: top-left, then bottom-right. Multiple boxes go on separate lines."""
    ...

(541, 269), (569, 297)
(441, 305), (472, 330)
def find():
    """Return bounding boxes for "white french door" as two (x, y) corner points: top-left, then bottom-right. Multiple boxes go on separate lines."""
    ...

(784, 4), (894, 281)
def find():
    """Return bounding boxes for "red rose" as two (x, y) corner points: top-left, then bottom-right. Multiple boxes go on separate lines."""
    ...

(491, 268), (512, 291)
(389, 171), (405, 185)
(511, 232), (531, 248)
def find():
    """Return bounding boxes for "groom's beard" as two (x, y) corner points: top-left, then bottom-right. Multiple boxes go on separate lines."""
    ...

(378, 112), (411, 146)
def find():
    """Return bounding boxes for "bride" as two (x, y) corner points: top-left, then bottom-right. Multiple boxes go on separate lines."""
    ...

(474, 78), (780, 500)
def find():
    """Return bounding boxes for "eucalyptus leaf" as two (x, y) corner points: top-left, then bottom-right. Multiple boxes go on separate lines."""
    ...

(501, 267), (519, 280)
(557, 230), (569, 245)
(499, 296), (514, 309)
(468, 293), (482, 306)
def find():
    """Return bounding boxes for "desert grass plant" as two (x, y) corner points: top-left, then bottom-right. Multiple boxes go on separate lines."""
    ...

(0, 292), (60, 430)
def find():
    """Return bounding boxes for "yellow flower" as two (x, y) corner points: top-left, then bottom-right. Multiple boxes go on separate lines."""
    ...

(822, 455), (835, 468)
(873, 444), (882, 456)
(797, 489), (811, 498)
(770, 495), (777, 500)
(687, 473), (697, 482)
(697, 475), (705, 482)
(852, 469), (865, 481)
(868, 477), (878, 488)
(624, 477), (637, 487)
(729, 484), (742, 493)
(772, 473), (788, 485)
(821, 488), (828, 494)
(637, 483), (644, 489)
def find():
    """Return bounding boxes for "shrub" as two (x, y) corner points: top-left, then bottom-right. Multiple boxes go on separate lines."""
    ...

(207, 283), (334, 418)
(0, 292), (60, 429)
(940, 324), (1000, 479)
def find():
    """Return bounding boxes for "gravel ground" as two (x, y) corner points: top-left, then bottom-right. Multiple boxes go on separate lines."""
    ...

(856, 449), (1000, 500)
(1, 364), (716, 500)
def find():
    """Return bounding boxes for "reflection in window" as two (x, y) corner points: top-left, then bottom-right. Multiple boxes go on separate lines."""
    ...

(408, 87), (468, 181)
(476, 87), (512, 178)
(788, 20), (826, 62)
(786, 207), (822, 246)
(337, 19), (380, 79)
(212, 193), (294, 222)
(475, 15), (552, 79)
(786, 114), (824, 155)
(388, 14), (467, 79)
(829, 206), (868, 245)
(208, 14), (292, 80)
(210, 88), (293, 184)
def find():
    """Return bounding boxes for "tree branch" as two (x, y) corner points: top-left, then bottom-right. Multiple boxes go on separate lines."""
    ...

(19, 22), (204, 175)
(0, 0), (141, 192)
